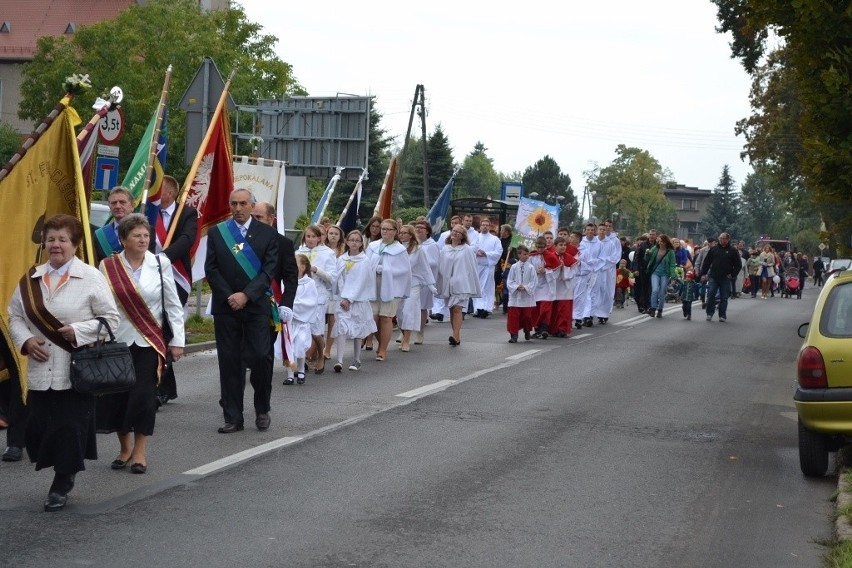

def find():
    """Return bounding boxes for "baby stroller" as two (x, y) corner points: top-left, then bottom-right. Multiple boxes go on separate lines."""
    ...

(666, 277), (683, 303)
(780, 267), (802, 299)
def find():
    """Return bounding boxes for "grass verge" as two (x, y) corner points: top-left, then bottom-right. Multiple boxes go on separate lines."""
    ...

(827, 448), (852, 567)
(184, 314), (214, 344)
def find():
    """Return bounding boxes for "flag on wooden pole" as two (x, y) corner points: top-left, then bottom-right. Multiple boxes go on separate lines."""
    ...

(373, 155), (397, 219)
(172, 76), (234, 282)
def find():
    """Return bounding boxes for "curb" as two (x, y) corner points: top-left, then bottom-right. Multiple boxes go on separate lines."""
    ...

(838, 473), (852, 541)
(184, 340), (216, 354)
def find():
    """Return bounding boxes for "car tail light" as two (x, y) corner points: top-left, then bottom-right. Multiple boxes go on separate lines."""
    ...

(798, 347), (828, 388)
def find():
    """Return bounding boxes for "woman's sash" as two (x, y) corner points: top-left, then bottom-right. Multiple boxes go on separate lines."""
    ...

(100, 256), (168, 379)
(17, 267), (75, 352)
(95, 224), (122, 256)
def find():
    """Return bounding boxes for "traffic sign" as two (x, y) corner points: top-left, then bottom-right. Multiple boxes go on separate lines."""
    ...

(819, 243), (827, 251)
(98, 108), (125, 144)
(95, 156), (120, 191)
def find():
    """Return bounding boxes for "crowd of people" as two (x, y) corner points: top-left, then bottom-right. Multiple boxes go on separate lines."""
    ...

(3, 182), (823, 512)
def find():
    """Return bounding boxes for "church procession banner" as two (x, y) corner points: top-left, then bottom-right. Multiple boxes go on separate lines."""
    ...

(512, 196), (561, 249)
(0, 104), (87, 384)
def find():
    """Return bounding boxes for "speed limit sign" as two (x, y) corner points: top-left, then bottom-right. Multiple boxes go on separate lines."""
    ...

(98, 108), (125, 144)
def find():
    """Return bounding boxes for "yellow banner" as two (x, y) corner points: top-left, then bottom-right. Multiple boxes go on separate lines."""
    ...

(0, 107), (85, 390)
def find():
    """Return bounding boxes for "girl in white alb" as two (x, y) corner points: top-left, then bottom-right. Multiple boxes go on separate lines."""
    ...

(285, 255), (319, 385)
(395, 224), (436, 352)
(331, 231), (377, 372)
(295, 225), (337, 374)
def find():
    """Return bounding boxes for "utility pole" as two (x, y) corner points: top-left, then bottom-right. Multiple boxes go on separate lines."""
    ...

(399, 85), (430, 209)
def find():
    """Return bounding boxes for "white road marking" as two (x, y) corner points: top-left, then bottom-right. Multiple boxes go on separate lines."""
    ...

(396, 380), (457, 398)
(780, 411), (799, 422)
(571, 333), (592, 339)
(184, 436), (304, 475)
(506, 349), (541, 360)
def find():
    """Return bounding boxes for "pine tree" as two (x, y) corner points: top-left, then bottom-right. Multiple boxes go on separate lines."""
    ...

(700, 165), (741, 239)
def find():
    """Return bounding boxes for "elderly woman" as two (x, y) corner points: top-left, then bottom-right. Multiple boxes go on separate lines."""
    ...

(8, 214), (120, 512)
(96, 214), (185, 475)
(436, 224), (482, 346)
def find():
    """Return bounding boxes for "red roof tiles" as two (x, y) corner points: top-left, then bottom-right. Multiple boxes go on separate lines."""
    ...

(0, 0), (135, 60)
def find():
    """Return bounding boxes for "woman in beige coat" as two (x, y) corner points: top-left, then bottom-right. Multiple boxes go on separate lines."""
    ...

(8, 214), (120, 512)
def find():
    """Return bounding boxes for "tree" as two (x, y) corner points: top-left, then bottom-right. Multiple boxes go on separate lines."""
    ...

(455, 142), (500, 199)
(585, 145), (668, 235)
(397, 124), (455, 208)
(701, 165), (742, 239)
(711, 0), (852, 253)
(19, 0), (305, 183)
(739, 168), (780, 243)
(0, 122), (23, 167)
(521, 156), (578, 228)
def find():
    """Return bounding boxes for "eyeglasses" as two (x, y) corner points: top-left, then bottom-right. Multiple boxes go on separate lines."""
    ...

(380, 227), (395, 231)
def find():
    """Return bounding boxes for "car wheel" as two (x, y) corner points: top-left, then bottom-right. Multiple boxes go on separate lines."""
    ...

(798, 419), (829, 477)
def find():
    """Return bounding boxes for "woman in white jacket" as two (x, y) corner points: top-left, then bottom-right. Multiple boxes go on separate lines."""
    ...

(436, 224), (481, 347)
(295, 225), (337, 373)
(414, 220), (440, 344)
(366, 219), (412, 361)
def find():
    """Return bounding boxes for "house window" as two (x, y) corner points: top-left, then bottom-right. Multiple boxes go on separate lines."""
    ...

(681, 199), (698, 211)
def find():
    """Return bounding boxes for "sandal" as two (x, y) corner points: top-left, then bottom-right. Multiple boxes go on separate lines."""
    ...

(375, 354), (385, 361)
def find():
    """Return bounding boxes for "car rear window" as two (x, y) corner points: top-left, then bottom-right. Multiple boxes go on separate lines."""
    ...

(821, 282), (852, 337)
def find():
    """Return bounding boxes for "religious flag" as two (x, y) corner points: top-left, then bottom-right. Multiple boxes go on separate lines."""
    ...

(513, 196), (560, 249)
(78, 120), (98, 202)
(427, 169), (459, 240)
(178, 97), (234, 283)
(310, 169), (342, 225)
(373, 155), (397, 219)
(337, 169), (367, 234)
(0, 103), (87, 390)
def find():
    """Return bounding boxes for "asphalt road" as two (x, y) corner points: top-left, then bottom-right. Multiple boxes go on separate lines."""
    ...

(0, 286), (837, 567)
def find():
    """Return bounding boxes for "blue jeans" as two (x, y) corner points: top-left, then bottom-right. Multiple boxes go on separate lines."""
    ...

(706, 276), (731, 318)
(650, 273), (668, 310)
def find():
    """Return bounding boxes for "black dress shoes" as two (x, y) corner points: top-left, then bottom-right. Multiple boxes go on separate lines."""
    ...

(44, 492), (68, 512)
(256, 413), (271, 431)
(44, 473), (75, 512)
(2, 446), (23, 462)
(217, 422), (244, 434)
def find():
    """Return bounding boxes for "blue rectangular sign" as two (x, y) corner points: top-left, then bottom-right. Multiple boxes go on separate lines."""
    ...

(95, 156), (120, 191)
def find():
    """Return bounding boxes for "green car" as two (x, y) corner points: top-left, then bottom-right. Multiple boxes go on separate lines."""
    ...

(795, 267), (852, 476)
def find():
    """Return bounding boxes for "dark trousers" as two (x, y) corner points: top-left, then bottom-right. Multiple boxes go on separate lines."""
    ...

(214, 311), (273, 425)
(1, 375), (29, 448)
(706, 276), (732, 318)
(682, 301), (692, 317)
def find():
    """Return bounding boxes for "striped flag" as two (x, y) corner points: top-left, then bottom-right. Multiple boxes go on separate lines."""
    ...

(373, 155), (397, 219)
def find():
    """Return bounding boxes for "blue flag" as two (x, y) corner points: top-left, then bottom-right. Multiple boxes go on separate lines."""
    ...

(427, 170), (459, 240)
(338, 175), (364, 235)
(310, 170), (341, 225)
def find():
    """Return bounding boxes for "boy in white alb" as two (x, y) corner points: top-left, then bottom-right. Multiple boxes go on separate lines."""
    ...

(506, 245), (537, 342)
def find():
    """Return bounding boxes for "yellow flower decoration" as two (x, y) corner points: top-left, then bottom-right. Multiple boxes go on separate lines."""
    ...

(528, 207), (554, 233)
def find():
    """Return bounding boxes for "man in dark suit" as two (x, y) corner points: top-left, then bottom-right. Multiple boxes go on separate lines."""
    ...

(252, 201), (298, 310)
(206, 189), (279, 433)
(251, 202), (298, 372)
(152, 175), (198, 406)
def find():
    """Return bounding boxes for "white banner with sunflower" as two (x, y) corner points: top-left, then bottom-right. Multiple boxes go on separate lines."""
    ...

(512, 197), (561, 248)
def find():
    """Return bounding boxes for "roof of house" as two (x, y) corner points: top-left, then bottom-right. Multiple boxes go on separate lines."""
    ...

(663, 184), (712, 197)
(0, 1), (135, 61)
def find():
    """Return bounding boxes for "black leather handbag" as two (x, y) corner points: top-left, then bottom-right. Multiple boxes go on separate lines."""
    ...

(69, 317), (135, 396)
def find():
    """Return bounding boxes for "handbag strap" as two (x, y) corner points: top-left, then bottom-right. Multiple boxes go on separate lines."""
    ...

(94, 317), (116, 343)
(156, 255), (167, 324)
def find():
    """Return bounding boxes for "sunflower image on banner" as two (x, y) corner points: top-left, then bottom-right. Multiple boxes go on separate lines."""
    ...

(512, 196), (561, 249)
